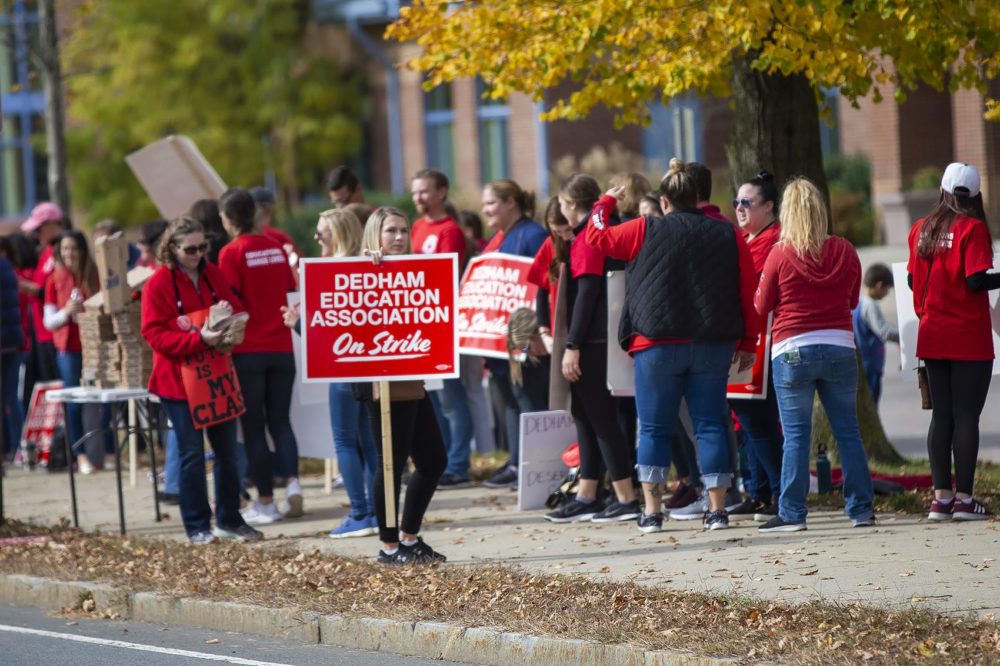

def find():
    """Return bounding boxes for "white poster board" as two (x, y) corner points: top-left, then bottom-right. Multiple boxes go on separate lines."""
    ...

(517, 410), (577, 511)
(126, 135), (227, 220)
(893, 255), (1000, 375)
(288, 293), (336, 458)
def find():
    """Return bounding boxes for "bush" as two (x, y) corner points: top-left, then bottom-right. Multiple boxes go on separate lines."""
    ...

(277, 191), (417, 259)
(824, 154), (875, 246)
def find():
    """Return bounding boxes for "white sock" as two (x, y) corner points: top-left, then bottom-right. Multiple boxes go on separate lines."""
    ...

(937, 497), (955, 504)
(401, 538), (418, 547)
(382, 547), (398, 555)
(957, 497), (972, 505)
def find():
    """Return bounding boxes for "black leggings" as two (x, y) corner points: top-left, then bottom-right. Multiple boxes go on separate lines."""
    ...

(369, 394), (447, 543)
(570, 344), (633, 483)
(924, 359), (992, 494)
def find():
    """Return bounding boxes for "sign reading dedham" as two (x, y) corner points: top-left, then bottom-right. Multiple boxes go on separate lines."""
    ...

(300, 255), (459, 382)
(457, 254), (538, 359)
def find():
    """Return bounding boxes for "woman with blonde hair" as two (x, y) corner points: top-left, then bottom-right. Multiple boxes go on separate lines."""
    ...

(361, 206), (448, 563)
(608, 172), (652, 219)
(282, 207), (379, 538)
(755, 177), (875, 532)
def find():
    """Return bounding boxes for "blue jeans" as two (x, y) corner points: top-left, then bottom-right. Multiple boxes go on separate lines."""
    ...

(771, 344), (874, 523)
(329, 383), (378, 518)
(55, 351), (84, 449)
(161, 399), (245, 536)
(730, 374), (783, 501)
(633, 342), (734, 489)
(440, 376), (474, 478)
(2, 351), (24, 458)
(163, 428), (180, 495)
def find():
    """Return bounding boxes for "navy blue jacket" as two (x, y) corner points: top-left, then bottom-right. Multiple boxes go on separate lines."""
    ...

(1, 257), (25, 353)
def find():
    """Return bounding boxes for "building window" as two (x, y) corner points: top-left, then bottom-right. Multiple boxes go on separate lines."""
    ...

(643, 97), (701, 174)
(819, 87), (841, 156)
(424, 83), (455, 180)
(0, 1), (47, 216)
(476, 78), (509, 184)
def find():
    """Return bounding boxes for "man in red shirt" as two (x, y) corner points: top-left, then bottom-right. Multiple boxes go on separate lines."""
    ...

(327, 166), (365, 207)
(410, 169), (473, 488)
(410, 169), (466, 264)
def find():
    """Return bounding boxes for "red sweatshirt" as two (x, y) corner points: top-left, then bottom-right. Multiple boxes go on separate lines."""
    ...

(412, 215), (467, 264)
(745, 223), (781, 275)
(44, 267), (96, 353)
(141, 263), (245, 401)
(585, 194), (759, 353)
(218, 234), (295, 355)
(29, 245), (56, 344)
(754, 237), (861, 344)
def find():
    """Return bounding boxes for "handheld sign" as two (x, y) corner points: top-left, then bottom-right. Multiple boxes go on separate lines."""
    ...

(725, 313), (773, 400)
(125, 135), (227, 220)
(179, 309), (245, 429)
(517, 409), (577, 510)
(22, 380), (64, 466)
(300, 255), (459, 382)
(457, 253), (538, 359)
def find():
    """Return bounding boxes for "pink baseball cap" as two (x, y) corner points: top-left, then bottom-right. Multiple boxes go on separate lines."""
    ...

(20, 201), (65, 233)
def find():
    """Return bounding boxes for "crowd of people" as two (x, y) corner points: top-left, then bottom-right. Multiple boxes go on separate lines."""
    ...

(0, 157), (996, 562)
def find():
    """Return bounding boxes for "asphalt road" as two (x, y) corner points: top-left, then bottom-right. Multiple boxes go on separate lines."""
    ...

(0, 603), (469, 666)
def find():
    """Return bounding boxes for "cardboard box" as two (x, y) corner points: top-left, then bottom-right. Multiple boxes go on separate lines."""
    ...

(125, 135), (227, 220)
(94, 232), (130, 313)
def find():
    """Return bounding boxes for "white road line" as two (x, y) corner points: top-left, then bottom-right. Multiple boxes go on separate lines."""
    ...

(0, 623), (296, 665)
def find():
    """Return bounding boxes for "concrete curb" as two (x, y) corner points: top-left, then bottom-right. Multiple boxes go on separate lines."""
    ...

(0, 574), (735, 665)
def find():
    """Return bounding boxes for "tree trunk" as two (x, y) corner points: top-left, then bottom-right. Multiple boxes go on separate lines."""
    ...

(39, 0), (70, 214)
(727, 52), (905, 465)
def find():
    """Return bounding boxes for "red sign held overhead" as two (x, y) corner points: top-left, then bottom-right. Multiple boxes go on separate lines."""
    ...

(300, 255), (459, 382)
(457, 254), (539, 359)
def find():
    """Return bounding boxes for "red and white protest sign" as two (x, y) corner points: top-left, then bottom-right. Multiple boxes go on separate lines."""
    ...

(457, 253), (538, 359)
(300, 255), (459, 382)
(179, 308), (246, 429)
(22, 380), (64, 464)
(726, 314), (774, 400)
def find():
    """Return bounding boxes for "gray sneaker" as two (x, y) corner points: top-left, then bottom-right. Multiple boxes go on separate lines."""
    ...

(668, 492), (708, 521)
(213, 524), (264, 542)
(188, 530), (218, 545)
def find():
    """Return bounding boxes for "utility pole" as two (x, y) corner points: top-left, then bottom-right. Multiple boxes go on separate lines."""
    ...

(38, 0), (70, 213)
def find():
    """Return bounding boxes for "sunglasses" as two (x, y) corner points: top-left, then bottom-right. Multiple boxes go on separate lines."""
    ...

(176, 242), (209, 256)
(732, 198), (754, 210)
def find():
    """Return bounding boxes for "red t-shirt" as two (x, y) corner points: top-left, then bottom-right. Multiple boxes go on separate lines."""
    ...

(570, 231), (604, 279)
(217, 234), (296, 354)
(30, 245), (56, 344)
(744, 223), (781, 275)
(44, 267), (94, 353)
(586, 195), (758, 354)
(262, 225), (299, 257)
(907, 215), (994, 361)
(527, 236), (554, 290)
(412, 215), (467, 264)
(141, 263), (245, 401)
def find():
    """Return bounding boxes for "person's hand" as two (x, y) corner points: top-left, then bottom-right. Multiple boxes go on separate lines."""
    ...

(363, 249), (384, 265)
(200, 324), (224, 347)
(605, 185), (626, 201)
(540, 333), (554, 355)
(17, 276), (37, 294)
(63, 299), (84, 317)
(734, 350), (756, 373)
(280, 304), (300, 329)
(562, 347), (582, 382)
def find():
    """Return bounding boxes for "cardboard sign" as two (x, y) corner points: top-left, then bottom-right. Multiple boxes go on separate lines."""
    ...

(179, 308), (245, 429)
(21, 380), (65, 464)
(517, 409), (577, 510)
(125, 135), (227, 220)
(605, 271), (762, 396)
(93, 232), (130, 313)
(894, 255), (1000, 375)
(300, 255), (459, 382)
(287, 292), (335, 459)
(457, 254), (538, 359)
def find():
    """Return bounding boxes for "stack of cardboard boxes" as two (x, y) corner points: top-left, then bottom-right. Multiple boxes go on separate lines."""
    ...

(79, 232), (154, 389)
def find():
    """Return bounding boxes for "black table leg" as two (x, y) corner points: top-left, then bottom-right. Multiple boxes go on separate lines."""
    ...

(146, 401), (161, 522)
(114, 402), (126, 535)
(66, 414), (79, 529)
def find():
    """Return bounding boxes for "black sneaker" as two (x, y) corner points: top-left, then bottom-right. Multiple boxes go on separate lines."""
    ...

(704, 510), (729, 530)
(377, 548), (404, 565)
(758, 516), (807, 533)
(437, 473), (471, 490)
(401, 536), (447, 563)
(637, 511), (664, 533)
(727, 498), (764, 521)
(483, 465), (517, 489)
(156, 491), (180, 505)
(212, 524), (264, 542)
(544, 499), (599, 523)
(753, 503), (777, 522)
(591, 499), (641, 523)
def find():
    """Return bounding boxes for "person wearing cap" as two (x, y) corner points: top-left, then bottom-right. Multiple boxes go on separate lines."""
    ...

(908, 162), (997, 522)
(20, 202), (66, 384)
(250, 187), (301, 273)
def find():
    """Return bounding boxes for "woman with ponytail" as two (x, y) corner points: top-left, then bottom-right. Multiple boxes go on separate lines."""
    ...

(586, 158), (759, 532)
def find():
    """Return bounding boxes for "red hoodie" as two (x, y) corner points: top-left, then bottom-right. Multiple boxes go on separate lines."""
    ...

(755, 236), (861, 344)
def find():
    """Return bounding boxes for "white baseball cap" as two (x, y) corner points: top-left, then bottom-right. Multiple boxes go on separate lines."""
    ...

(941, 162), (981, 197)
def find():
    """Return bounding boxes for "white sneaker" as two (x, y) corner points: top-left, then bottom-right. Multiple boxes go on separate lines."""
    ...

(668, 493), (708, 521)
(241, 501), (283, 525)
(78, 459), (95, 475)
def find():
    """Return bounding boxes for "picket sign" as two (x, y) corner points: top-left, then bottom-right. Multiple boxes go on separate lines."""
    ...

(299, 254), (459, 528)
(457, 253), (538, 359)
(605, 271), (773, 398)
(893, 256), (1000, 376)
(178, 308), (245, 429)
(517, 410), (577, 511)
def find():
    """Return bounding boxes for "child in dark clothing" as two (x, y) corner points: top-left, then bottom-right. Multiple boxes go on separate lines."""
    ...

(853, 263), (899, 404)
